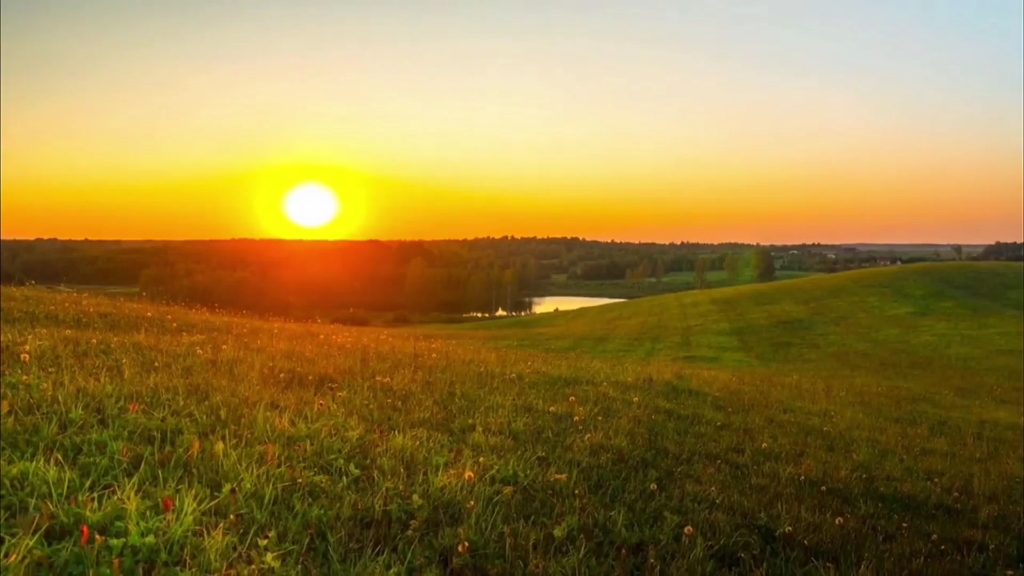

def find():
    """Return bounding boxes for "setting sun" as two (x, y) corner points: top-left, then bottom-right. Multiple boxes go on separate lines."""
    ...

(1, 2), (1022, 572)
(283, 183), (340, 228)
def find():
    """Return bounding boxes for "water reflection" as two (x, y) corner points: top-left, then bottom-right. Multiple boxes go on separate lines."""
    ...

(468, 296), (624, 317)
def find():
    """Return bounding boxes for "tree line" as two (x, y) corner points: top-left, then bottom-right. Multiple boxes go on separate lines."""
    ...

(1, 238), (1016, 320)
(976, 241), (1023, 262)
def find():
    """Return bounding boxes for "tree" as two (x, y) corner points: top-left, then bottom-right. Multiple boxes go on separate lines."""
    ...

(653, 258), (665, 282)
(502, 267), (520, 315)
(693, 257), (709, 289)
(640, 259), (652, 280)
(634, 262), (649, 282)
(404, 257), (431, 311)
(950, 244), (963, 260)
(753, 249), (776, 282)
(723, 253), (740, 283)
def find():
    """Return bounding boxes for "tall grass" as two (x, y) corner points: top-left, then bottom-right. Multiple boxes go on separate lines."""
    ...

(1, 265), (1021, 573)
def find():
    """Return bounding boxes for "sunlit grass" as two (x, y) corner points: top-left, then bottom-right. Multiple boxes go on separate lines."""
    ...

(1, 263), (1021, 573)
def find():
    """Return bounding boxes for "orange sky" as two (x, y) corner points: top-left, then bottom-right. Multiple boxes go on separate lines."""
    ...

(1, 2), (1022, 244)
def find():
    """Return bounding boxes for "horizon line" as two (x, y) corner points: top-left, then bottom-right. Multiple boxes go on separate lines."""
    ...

(0, 236), (1012, 247)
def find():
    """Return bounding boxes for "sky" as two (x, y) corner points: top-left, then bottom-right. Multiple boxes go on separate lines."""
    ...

(1, 1), (1022, 243)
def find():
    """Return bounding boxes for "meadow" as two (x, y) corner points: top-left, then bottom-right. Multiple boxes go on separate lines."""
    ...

(1, 263), (1021, 574)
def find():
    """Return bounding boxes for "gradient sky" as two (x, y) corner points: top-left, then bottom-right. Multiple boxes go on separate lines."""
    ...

(2, 1), (1022, 243)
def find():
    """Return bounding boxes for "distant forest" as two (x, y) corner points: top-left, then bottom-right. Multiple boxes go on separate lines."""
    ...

(1, 238), (1019, 320)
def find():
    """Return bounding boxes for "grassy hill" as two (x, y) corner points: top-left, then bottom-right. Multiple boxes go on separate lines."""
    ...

(1, 263), (1021, 573)
(465, 262), (1023, 365)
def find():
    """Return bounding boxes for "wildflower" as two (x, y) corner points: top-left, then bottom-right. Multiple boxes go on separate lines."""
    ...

(463, 470), (476, 482)
(931, 534), (938, 542)
(633, 397), (639, 403)
(120, 445), (130, 459)
(19, 353), (29, 364)
(573, 416), (580, 423)
(458, 541), (470, 555)
(569, 396), (576, 403)
(683, 526), (695, 537)
(213, 440), (225, 458)
(784, 527), (793, 534)
(549, 407), (555, 413)
(835, 517), (844, 526)
(466, 500), (477, 511)
(650, 483), (658, 492)
(820, 486), (827, 492)
(761, 443), (768, 449)
(128, 402), (140, 414)
(317, 400), (325, 409)
(551, 473), (568, 482)
(80, 524), (90, 546)
(162, 497), (174, 515)
(19, 345), (29, 354)
(65, 330), (71, 335)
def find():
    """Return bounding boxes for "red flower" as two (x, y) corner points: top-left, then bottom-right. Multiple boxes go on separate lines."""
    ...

(80, 524), (90, 546)
(162, 497), (174, 514)
(128, 402), (139, 414)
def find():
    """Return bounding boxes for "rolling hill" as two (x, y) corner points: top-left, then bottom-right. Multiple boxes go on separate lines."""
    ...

(459, 263), (1024, 379)
(0, 263), (1021, 573)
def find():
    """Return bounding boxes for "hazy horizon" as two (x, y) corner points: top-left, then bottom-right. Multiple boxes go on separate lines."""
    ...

(2, 1), (1022, 244)
(0, 234), (1004, 247)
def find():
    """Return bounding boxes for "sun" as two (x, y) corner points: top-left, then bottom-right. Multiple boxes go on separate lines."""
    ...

(282, 182), (340, 228)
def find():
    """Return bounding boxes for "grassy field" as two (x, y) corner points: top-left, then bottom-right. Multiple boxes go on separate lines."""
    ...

(1, 263), (1021, 573)
(534, 270), (819, 299)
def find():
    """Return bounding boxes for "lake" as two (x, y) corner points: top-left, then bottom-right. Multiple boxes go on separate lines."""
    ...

(465, 296), (624, 317)
(528, 296), (624, 314)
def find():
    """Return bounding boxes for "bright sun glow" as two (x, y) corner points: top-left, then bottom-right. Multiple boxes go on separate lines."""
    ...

(282, 183), (340, 228)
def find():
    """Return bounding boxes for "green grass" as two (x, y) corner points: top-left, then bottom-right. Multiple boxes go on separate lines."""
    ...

(1, 263), (1021, 573)
(534, 270), (819, 299)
